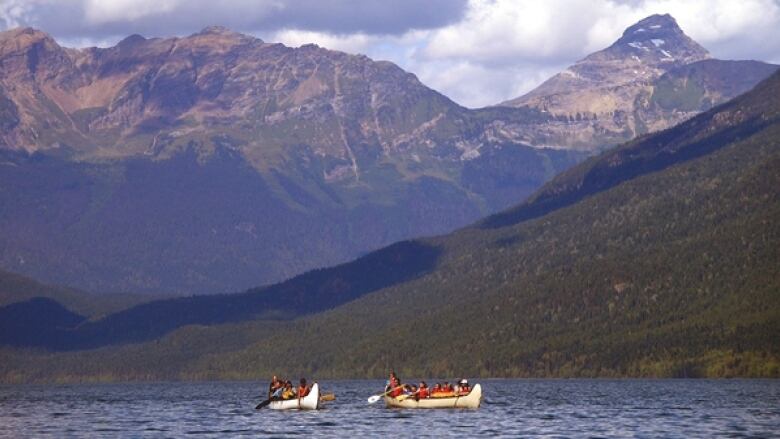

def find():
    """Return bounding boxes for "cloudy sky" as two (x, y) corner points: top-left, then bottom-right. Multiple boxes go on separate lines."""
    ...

(2, 0), (779, 107)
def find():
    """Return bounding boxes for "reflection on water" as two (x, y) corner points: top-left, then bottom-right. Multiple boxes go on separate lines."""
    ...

(1, 379), (778, 437)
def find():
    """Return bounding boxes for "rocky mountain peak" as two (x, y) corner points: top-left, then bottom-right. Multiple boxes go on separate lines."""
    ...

(0, 27), (59, 57)
(0, 27), (71, 80)
(605, 13), (710, 64)
(506, 14), (711, 102)
(197, 25), (237, 36)
(620, 13), (681, 39)
(190, 26), (259, 44)
(499, 14), (774, 151)
(116, 33), (147, 47)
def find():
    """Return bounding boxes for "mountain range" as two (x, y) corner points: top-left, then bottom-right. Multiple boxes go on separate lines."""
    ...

(2, 65), (778, 382)
(0, 15), (776, 298)
(0, 25), (583, 295)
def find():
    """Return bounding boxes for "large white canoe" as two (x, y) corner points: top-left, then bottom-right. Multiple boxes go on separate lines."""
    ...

(384, 384), (482, 409)
(268, 383), (320, 410)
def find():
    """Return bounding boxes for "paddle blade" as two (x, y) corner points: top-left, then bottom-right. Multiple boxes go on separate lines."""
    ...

(255, 398), (272, 410)
(320, 393), (336, 402)
(367, 394), (382, 404)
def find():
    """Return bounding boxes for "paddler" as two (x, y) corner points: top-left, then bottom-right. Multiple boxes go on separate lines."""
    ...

(268, 375), (283, 399)
(282, 380), (295, 399)
(386, 371), (403, 398)
(441, 382), (455, 396)
(417, 381), (430, 399)
(297, 378), (311, 401)
(458, 379), (471, 395)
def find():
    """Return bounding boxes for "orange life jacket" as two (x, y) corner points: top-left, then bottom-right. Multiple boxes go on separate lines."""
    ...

(419, 388), (429, 398)
(298, 385), (309, 397)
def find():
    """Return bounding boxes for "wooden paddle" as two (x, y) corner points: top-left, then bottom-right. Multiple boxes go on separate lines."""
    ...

(320, 393), (336, 402)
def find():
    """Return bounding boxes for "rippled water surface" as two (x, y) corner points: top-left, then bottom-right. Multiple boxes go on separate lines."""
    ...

(1, 379), (778, 437)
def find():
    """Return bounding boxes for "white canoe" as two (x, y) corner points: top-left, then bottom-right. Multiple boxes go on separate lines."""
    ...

(384, 384), (482, 409)
(268, 383), (320, 410)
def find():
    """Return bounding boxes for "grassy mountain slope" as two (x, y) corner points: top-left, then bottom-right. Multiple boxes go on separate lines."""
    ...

(2, 72), (779, 382)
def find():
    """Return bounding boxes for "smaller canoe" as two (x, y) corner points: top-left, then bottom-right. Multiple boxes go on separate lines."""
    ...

(268, 383), (320, 410)
(384, 384), (482, 409)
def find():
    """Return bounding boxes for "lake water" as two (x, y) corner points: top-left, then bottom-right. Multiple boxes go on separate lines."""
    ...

(1, 379), (778, 437)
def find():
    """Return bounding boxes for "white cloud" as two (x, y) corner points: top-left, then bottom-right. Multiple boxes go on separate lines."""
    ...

(420, 0), (617, 65)
(0, 0), (34, 29)
(407, 59), (565, 107)
(268, 28), (431, 60)
(270, 29), (379, 54)
(84, 0), (181, 24)
(409, 0), (780, 107)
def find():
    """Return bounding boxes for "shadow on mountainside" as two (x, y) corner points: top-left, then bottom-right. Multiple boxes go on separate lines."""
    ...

(0, 240), (441, 350)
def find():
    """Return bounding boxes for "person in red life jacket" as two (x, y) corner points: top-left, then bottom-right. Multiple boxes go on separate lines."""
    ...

(297, 378), (311, 401)
(443, 381), (454, 394)
(268, 375), (283, 399)
(431, 383), (442, 396)
(386, 371), (403, 398)
(458, 379), (471, 395)
(417, 381), (430, 399)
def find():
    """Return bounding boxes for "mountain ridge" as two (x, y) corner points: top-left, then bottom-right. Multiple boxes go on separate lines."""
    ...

(2, 70), (778, 382)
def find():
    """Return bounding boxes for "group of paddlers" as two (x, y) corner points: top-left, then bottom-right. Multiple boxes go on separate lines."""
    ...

(385, 371), (471, 399)
(268, 375), (311, 400)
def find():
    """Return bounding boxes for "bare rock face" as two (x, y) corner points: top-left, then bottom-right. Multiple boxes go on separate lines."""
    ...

(501, 14), (777, 150)
(0, 26), (449, 166)
(1, 25), (547, 173)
